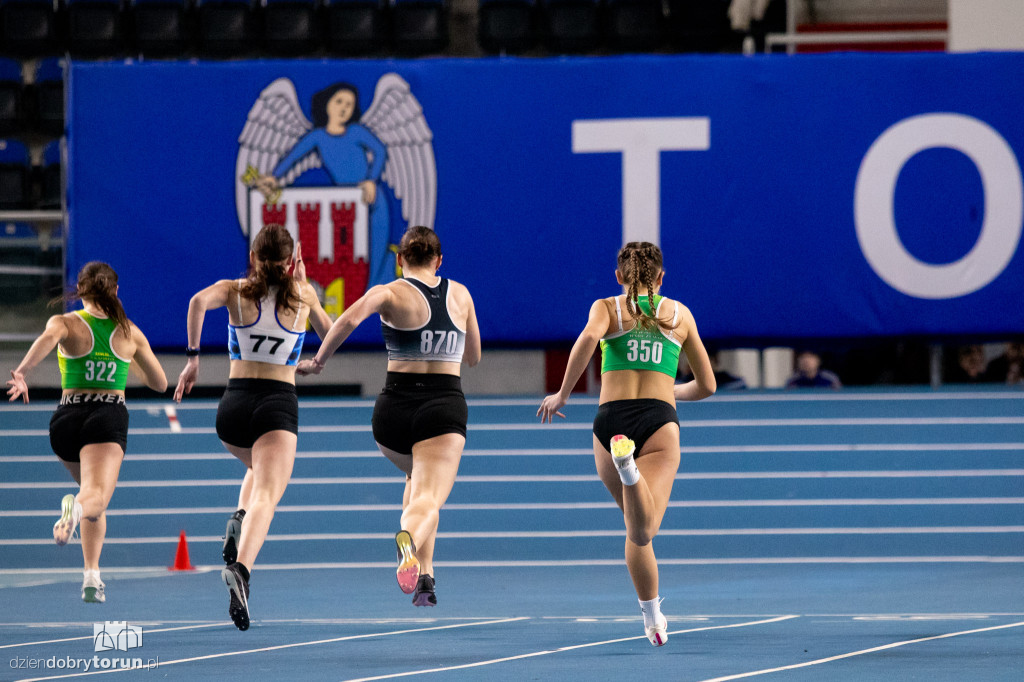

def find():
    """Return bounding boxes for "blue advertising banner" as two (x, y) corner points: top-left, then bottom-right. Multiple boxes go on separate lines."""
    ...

(67, 53), (1024, 348)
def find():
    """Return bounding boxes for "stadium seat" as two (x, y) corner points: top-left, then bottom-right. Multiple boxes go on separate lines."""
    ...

(38, 138), (61, 209)
(391, 0), (448, 55)
(66, 0), (127, 57)
(538, 0), (601, 54)
(477, 0), (535, 55)
(605, 0), (664, 51)
(324, 0), (386, 55)
(0, 138), (30, 209)
(0, 0), (64, 56)
(130, 0), (193, 56)
(196, 0), (258, 56)
(31, 58), (64, 137)
(263, 0), (320, 55)
(0, 58), (24, 136)
(666, 0), (732, 52)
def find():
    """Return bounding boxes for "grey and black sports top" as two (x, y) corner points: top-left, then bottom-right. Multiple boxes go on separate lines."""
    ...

(381, 277), (466, 363)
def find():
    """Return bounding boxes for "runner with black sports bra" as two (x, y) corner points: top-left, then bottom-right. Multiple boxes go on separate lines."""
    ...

(173, 224), (332, 631)
(6, 262), (167, 603)
(538, 241), (716, 647)
(298, 225), (481, 607)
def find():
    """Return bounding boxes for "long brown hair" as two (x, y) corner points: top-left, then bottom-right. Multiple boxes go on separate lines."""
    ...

(56, 261), (132, 337)
(617, 242), (672, 332)
(238, 224), (302, 313)
(398, 226), (441, 267)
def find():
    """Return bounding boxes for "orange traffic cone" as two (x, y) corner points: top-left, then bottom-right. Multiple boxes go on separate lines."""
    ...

(168, 530), (196, 571)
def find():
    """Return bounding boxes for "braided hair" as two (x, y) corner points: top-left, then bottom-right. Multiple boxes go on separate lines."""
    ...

(238, 224), (302, 314)
(617, 242), (672, 332)
(56, 262), (132, 337)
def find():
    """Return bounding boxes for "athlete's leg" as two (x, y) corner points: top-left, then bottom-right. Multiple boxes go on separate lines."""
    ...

(234, 431), (296, 571)
(76, 443), (126, 572)
(237, 467), (255, 510)
(402, 433), (464, 577)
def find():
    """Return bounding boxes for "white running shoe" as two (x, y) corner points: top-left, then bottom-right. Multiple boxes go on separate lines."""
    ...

(645, 613), (668, 647)
(610, 435), (640, 486)
(54, 494), (82, 546)
(82, 570), (105, 603)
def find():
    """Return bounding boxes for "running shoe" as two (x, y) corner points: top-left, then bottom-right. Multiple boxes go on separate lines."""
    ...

(645, 613), (668, 647)
(394, 530), (420, 594)
(222, 563), (250, 631)
(222, 509), (245, 565)
(82, 570), (105, 603)
(610, 434), (636, 464)
(412, 574), (436, 607)
(53, 494), (82, 547)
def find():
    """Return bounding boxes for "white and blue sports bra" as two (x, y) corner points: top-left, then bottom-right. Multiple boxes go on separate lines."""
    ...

(228, 287), (305, 366)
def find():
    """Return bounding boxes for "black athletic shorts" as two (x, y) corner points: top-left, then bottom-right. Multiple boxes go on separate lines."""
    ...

(592, 399), (679, 454)
(216, 378), (299, 449)
(49, 393), (129, 463)
(372, 372), (467, 456)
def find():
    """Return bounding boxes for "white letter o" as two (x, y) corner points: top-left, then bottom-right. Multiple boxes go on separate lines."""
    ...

(854, 113), (1023, 299)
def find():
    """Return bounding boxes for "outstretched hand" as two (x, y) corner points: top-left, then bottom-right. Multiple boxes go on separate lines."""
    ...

(6, 370), (28, 403)
(537, 393), (567, 423)
(173, 359), (198, 403)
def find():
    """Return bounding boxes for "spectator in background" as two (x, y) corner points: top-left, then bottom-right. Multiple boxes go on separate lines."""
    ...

(983, 342), (1024, 385)
(785, 350), (841, 389)
(946, 345), (986, 384)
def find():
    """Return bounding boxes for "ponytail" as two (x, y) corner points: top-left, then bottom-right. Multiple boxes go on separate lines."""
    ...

(54, 261), (132, 337)
(238, 224), (302, 313)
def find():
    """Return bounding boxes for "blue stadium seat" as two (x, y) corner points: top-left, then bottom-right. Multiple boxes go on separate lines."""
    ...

(0, 58), (24, 135)
(263, 0), (320, 55)
(31, 58), (64, 136)
(130, 0), (193, 56)
(66, 0), (127, 57)
(38, 138), (61, 208)
(666, 0), (732, 52)
(0, 0), (64, 56)
(196, 0), (257, 56)
(324, 0), (386, 55)
(0, 138), (30, 208)
(605, 0), (664, 51)
(477, 0), (535, 55)
(391, 0), (448, 55)
(539, 0), (600, 54)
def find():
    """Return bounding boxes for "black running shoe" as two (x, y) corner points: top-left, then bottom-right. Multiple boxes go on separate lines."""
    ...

(412, 574), (436, 607)
(222, 509), (245, 565)
(221, 563), (250, 631)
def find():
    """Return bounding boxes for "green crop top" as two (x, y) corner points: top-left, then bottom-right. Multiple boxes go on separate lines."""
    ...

(57, 311), (132, 390)
(599, 295), (682, 378)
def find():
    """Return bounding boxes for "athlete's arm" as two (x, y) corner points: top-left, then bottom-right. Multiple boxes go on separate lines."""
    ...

(537, 299), (610, 423)
(673, 305), (716, 401)
(297, 284), (394, 375)
(302, 283), (333, 340)
(129, 325), (168, 394)
(174, 280), (233, 402)
(461, 286), (481, 368)
(6, 315), (68, 403)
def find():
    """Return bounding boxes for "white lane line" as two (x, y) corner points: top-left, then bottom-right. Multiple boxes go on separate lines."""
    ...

(696, 620), (1024, 682)
(340, 616), (799, 682)
(4, 526), (1022, 546)
(163, 405), (181, 433)
(0, 622), (229, 650)
(14, 617), (528, 681)
(685, 443), (1024, 453)
(5, 468), (1022, 489)
(3, 497), (1023, 517)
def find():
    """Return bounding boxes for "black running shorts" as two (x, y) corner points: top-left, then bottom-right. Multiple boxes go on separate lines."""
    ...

(49, 394), (129, 463)
(215, 378), (299, 449)
(592, 399), (679, 454)
(372, 372), (467, 456)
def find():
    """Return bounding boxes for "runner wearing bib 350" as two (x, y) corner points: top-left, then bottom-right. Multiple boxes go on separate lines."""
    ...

(7, 262), (167, 604)
(539, 242), (716, 647)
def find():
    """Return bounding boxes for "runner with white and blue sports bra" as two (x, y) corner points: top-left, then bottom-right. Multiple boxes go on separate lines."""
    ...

(7, 261), (167, 604)
(298, 225), (482, 608)
(538, 241), (717, 647)
(173, 224), (332, 631)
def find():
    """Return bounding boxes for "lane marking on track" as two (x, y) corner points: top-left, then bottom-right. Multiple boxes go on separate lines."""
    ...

(163, 405), (181, 433)
(695, 620), (1024, 681)
(339, 616), (799, 682)
(14, 617), (529, 681)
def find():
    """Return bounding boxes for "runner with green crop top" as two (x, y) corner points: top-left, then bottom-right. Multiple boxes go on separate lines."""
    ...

(538, 241), (717, 648)
(7, 261), (167, 603)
